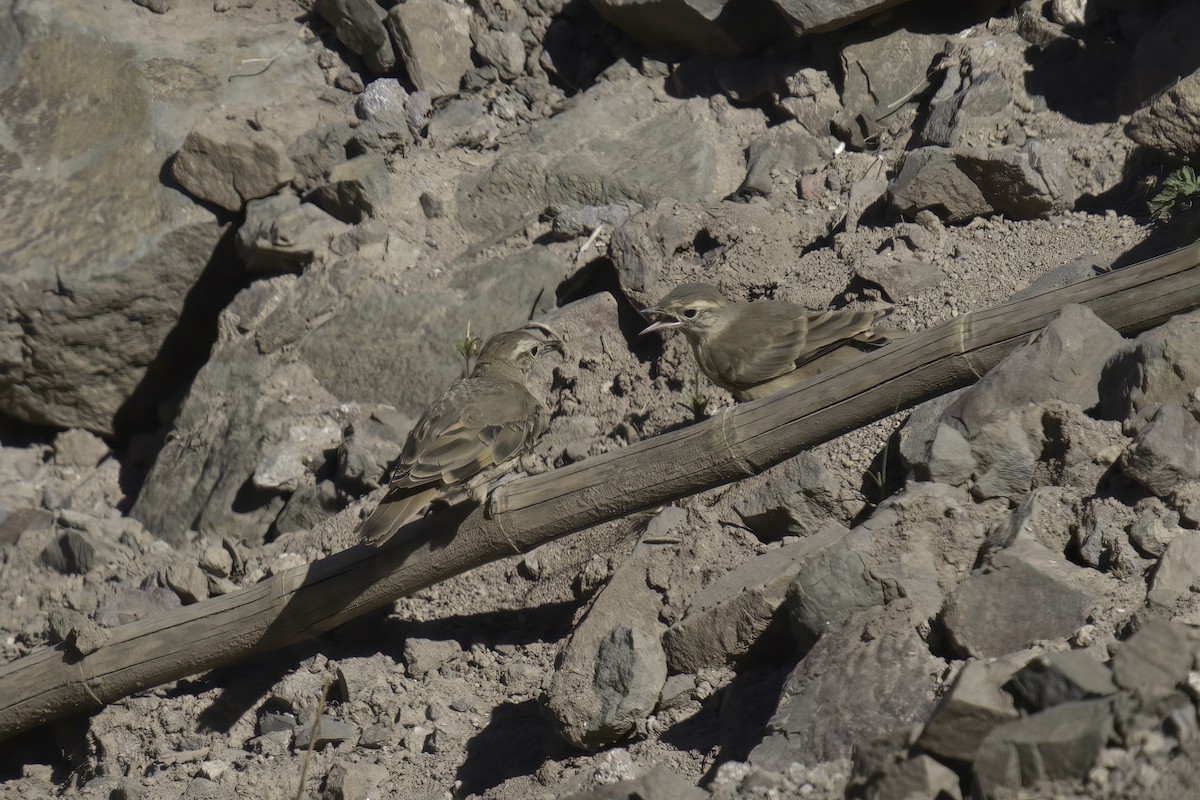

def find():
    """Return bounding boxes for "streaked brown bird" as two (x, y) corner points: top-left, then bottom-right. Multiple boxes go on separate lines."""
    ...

(640, 282), (894, 401)
(359, 328), (560, 546)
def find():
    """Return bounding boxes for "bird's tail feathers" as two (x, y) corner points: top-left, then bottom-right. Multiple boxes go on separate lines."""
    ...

(359, 485), (440, 547)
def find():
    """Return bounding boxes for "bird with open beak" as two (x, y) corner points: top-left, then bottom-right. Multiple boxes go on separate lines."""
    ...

(359, 325), (562, 547)
(640, 282), (895, 402)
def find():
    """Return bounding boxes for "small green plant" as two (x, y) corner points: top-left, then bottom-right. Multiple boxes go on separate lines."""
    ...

(454, 321), (483, 377)
(677, 367), (711, 420)
(1150, 166), (1200, 220)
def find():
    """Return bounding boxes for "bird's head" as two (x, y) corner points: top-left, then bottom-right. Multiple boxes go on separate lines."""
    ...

(640, 283), (730, 338)
(474, 328), (562, 374)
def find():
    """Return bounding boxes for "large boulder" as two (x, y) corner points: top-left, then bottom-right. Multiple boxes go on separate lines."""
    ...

(132, 248), (562, 543)
(456, 82), (751, 237)
(0, 3), (327, 436)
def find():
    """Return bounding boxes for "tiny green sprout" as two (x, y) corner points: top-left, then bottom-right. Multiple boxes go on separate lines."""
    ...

(1150, 166), (1200, 221)
(676, 367), (711, 421)
(455, 321), (483, 377)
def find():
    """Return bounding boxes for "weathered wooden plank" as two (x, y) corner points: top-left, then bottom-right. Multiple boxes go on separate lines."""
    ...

(1, 241), (1198, 742)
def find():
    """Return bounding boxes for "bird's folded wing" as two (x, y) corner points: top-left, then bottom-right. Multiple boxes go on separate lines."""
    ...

(794, 308), (882, 365)
(706, 309), (811, 386)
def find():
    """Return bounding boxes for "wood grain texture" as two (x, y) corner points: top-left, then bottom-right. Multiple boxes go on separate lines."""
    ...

(2, 241), (1199, 742)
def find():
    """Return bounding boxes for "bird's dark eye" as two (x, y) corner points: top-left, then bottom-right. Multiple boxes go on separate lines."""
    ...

(683, 309), (699, 319)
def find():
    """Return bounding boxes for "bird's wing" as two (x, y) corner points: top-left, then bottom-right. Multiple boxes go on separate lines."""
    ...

(706, 304), (888, 390)
(360, 379), (539, 546)
(803, 308), (890, 356)
(407, 380), (539, 481)
(703, 303), (812, 387)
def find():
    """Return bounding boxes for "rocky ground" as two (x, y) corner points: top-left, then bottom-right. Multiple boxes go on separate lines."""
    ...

(4, 0), (1200, 797)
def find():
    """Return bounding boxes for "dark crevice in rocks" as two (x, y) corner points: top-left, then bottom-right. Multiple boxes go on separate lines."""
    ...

(113, 225), (251, 510)
(0, 412), (58, 449)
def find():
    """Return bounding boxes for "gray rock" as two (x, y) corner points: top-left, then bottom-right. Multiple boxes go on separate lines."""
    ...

(889, 144), (1076, 223)
(784, 528), (889, 645)
(982, 487), (1077, 559)
(921, 61), (1013, 148)
(289, 123), (357, 195)
(425, 98), (495, 149)
(897, 390), (969, 483)
(358, 721), (394, 749)
(559, 765), (709, 800)
(658, 673), (696, 711)
(322, 761), (388, 800)
(403, 637), (462, 678)
(51, 429), (110, 469)
(293, 717), (358, 751)
(47, 608), (110, 656)
(1032, 401), (1126, 493)
(131, 355), (336, 544)
(1121, 405), (1200, 498)
(310, 154), (389, 223)
(0, 6), (329, 435)
(839, 29), (948, 127)
(853, 257), (947, 303)
(940, 538), (1097, 659)
(1148, 534), (1200, 610)
(663, 524), (849, 672)
(1127, 70), (1200, 162)
(1101, 309), (1200, 428)
(736, 126), (831, 200)
(133, 0), (177, 12)
(1072, 498), (1136, 572)
(551, 204), (639, 240)
(41, 529), (126, 574)
(844, 175), (889, 233)
(547, 542), (667, 751)
(791, 483), (984, 644)
(385, 0), (473, 97)
(334, 657), (387, 702)
(336, 407), (416, 492)
(1008, 651), (1118, 711)
(474, 30), (525, 81)
(181, 777), (221, 800)
(314, 0), (395, 76)
(857, 754), (963, 800)
(271, 480), (342, 538)
(945, 304), (1124, 438)
(923, 423), (976, 486)
(236, 194), (348, 274)
(587, 0), (777, 56)
(165, 562), (209, 604)
(1128, 508), (1184, 559)
(751, 604), (944, 767)
(94, 585), (182, 627)
(171, 117), (295, 212)
(356, 78), (408, 122)
(732, 453), (844, 539)
(967, 408), (1042, 501)
(252, 416), (346, 493)
(258, 711), (297, 735)
(917, 658), (1021, 763)
(772, 0), (912, 36)
(457, 83), (744, 237)
(971, 699), (1113, 798)
(1110, 619), (1194, 699)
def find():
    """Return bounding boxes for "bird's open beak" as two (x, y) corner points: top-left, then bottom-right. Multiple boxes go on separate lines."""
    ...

(639, 309), (681, 335)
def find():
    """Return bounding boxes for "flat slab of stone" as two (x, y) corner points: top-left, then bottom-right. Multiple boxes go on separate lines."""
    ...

(940, 539), (1096, 659)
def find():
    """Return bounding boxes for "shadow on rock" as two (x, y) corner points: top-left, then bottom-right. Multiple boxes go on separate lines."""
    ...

(456, 699), (571, 796)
